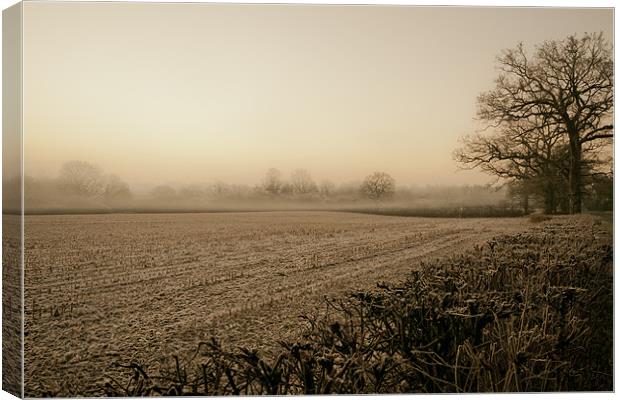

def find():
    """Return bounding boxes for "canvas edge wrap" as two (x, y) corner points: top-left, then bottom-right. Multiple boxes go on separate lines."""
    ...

(3, 2), (24, 398)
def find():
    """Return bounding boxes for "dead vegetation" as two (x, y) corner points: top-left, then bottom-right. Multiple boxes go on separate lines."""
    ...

(104, 215), (612, 395)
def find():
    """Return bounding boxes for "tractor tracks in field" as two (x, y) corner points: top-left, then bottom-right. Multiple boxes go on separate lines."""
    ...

(176, 224), (517, 353)
(23, 213), (529, 396)
(197, 225), (504, 327)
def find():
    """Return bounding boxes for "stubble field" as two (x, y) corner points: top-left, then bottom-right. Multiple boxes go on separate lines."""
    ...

(23, 211), (529, 396)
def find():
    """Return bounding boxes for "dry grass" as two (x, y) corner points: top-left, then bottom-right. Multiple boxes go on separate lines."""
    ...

(529, 213), (553, 223)
(104, 215), (612, 395)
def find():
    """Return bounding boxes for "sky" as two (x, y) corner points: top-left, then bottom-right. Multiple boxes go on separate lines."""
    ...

(22, 3), (613, 188)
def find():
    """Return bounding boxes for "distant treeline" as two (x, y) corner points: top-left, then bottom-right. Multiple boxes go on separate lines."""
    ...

(2, 160), (521, 214)
(3, 160), (610, 215)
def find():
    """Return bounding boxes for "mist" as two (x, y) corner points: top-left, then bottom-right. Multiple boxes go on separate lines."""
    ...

(10, 160), (515, 214)
(22, 4), (612, 190)
(14, 4), (613, 215)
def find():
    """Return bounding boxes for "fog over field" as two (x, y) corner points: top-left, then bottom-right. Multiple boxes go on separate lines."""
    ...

(3, 2), (614, 397)
(14, 165), (513, 214)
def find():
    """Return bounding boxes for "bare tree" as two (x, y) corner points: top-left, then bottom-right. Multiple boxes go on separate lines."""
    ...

(505, 180), (534, 214)
(57, 160), (105, 197)
(262, 168), (283, 195)
(319, 179), (336, 198)
(290, 169), (317, 195)
(455, 119), (568, 213)
(208, 181), (230, 199)
(361, 172), (395, 201)
(477, 32), (613, 213)
(103, 174), (132, 203)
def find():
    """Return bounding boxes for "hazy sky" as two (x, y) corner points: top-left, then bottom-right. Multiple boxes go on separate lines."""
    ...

(23, 3), (613, 187)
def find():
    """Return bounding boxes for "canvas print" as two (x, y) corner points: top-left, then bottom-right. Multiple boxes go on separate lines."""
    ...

(2, 2), (614, 397)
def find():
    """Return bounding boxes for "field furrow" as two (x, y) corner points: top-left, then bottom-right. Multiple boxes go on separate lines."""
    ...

(24, 211), (528, 396)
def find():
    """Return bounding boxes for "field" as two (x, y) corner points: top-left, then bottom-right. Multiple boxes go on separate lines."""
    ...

(104, 213), (611, 395)
(23, 211), (533, 396)
(2, 216), (22, 396)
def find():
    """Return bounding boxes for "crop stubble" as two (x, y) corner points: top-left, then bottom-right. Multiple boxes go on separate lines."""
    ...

(23, 211), (527, 395)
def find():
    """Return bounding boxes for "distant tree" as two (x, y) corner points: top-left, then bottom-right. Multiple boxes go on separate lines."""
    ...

(57, 160), (105, 197)
(361, 172), (395, 201)
(290, 169), (318, 195)
(227, 184), (252, 200)
(506, 181), (529, 213)
(477, 33), (613, 213)
(280, 182), (294, 196)
(319, 179), (336, 198)
(208, 182), (230, 199)
(262, 168), (283, 195)
(103, 174), (132, 203)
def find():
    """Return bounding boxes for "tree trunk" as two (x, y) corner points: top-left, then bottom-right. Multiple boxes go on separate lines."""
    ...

(568, 135), (582, 214)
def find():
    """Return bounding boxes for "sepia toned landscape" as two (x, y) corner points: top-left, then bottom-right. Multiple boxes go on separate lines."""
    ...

(2, 2), (614, 397)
